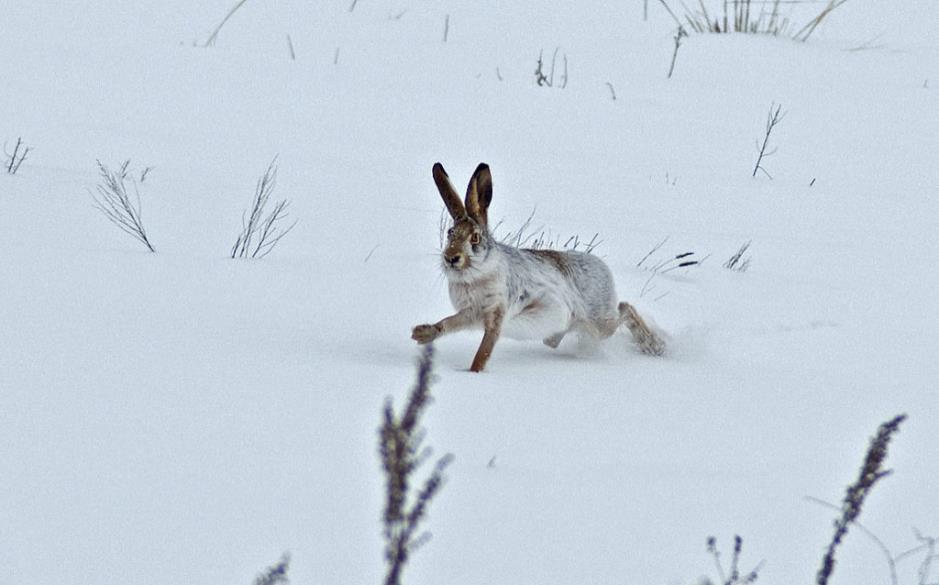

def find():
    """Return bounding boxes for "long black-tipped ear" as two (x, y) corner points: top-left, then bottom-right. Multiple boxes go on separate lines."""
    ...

(465, 163), (492, 226)
(433, 163), (466, 220)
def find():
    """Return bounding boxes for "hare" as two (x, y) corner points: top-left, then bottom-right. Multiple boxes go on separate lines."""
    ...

(412, 162), (664, 372)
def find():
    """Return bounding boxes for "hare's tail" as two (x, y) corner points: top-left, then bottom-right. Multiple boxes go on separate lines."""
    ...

(619, 302), (666, 356)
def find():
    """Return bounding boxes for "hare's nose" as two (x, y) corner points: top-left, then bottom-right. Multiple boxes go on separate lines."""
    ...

(445, 253), (462, 266)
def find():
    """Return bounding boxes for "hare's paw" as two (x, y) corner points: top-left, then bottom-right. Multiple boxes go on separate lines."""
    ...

(411, 324), (440, 344)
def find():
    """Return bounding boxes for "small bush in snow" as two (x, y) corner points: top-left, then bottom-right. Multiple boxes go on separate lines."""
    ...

(92, 159), (155, 252)
(699, 535), (763, 585)
(4, 137), (30, 175)
(252, 553), (290, 585)
(230, 157), (297, 259)
(379, 345), (453, 585)
(816, 414), (907, 585)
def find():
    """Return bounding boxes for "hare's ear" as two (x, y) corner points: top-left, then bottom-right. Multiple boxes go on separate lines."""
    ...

(433, 163), (466, 220)
(465, 163), (493, 226)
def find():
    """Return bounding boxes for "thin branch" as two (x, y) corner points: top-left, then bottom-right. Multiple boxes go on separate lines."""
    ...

(752, 102), (785, 178)
(668, 26), (688, 78)
(204, 0), (251, 47)
(5, 137), (31, 175)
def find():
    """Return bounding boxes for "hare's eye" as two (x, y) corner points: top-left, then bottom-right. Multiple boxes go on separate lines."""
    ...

(447, 228), (455, 238)
(470, 233), (481, 245)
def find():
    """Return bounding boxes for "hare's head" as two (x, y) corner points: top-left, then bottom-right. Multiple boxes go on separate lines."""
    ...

(433, 162), (494, 274)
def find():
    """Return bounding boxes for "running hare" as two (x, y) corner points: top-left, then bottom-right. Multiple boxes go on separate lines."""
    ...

(412, 162), (664, 372)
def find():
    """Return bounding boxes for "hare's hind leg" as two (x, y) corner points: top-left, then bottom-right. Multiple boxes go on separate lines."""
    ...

(619, 302), (665, 356)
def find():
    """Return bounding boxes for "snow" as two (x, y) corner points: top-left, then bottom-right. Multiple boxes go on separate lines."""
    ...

(1, 1), (937, 584)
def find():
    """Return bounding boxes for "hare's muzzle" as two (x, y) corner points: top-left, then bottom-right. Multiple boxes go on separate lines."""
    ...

(444, 252), (463, 268)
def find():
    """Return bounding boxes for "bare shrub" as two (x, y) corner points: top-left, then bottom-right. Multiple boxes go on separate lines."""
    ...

(230, 157), (297, 259)
(92, 159), (155, 252)
(379, 345), (454, 585)
(4, 137), (30, 175)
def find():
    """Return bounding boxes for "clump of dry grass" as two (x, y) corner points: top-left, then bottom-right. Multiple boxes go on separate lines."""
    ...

(657, 0), (851, 40)
(92, 159), (156, 252)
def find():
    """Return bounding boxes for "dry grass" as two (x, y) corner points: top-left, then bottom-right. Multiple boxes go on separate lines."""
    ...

(657, 0), (852, 40)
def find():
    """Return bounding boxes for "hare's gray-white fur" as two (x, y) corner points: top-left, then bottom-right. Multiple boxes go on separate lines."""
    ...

(412, 162), (664, 372)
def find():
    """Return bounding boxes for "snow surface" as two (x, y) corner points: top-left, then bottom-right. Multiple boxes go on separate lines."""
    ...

(1, 2), (937, 584)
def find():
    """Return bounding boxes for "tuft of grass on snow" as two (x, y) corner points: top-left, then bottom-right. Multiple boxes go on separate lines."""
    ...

(92, 159), (155, 252)
(440, 207), (602, 254)
(495, 208), (601, 253)
(379, 345), (454, 585)
(656, 0), (852, 40)
(230, 157), (297, 259)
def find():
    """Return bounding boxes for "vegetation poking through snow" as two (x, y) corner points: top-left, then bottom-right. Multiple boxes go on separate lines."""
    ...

(496, 208), (601, 253)
(230, 157), (297, 259)
(535, 48), (568, 88)
(379, 345), (454, 585)
(668, 26), (688, 79)
(701, 535), (763, 585)
(4, 137), (30, 175)
(752, 102), (785, 179)
(204, 0), (252, 47)
(656, 0), (852, 40)
(252, 553), (290, 585)
(92, 159), (155, 252)
(724, 241), (752, 272)
(816, 414), (907, 585)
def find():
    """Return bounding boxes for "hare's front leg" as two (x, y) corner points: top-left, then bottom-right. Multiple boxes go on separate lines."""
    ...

(469, 307), (504, 372)
(412, 309), (476, 344)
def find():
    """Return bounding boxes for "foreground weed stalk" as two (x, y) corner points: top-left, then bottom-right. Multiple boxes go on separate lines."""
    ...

(379, 345), (454, 585)
(816, 414), (907, 585)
